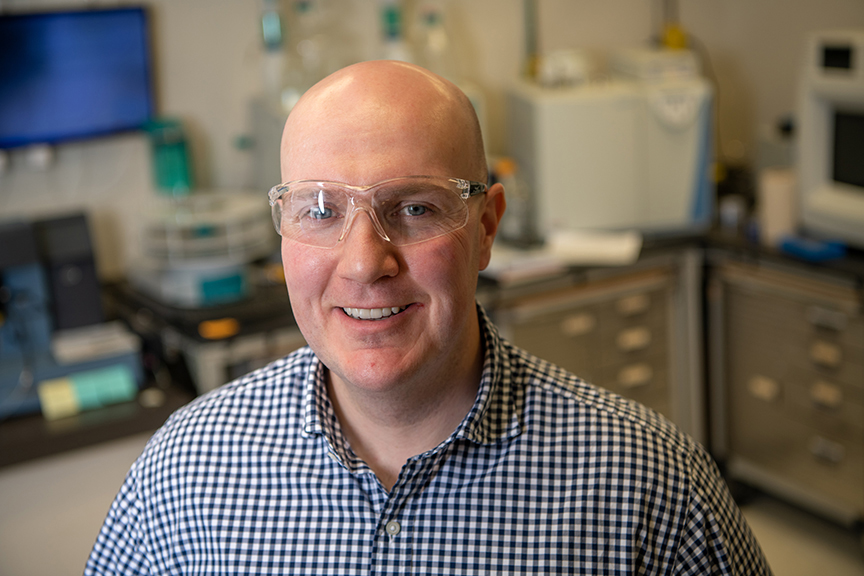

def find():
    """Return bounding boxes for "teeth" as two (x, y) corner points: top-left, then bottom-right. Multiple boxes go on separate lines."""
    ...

(343, 306), (405, 320)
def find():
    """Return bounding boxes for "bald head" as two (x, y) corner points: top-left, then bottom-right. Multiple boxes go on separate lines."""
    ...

(280, 61), (487, 185)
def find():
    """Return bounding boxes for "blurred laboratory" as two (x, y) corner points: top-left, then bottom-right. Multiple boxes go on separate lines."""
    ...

(2, 0), (864, 574)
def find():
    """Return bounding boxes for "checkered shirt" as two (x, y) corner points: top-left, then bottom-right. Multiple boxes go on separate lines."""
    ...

(86, 306), (771, 575)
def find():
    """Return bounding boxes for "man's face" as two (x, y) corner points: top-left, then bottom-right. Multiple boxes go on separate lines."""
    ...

(279, 79), (498, 396)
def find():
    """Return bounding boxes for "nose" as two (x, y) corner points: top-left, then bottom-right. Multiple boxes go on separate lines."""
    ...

(335, 209), (400, 283)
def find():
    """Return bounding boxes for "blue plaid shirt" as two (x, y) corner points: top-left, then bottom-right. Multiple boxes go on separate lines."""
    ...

(86, 307), (771, 575)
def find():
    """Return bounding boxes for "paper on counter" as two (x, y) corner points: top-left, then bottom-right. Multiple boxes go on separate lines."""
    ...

(483, 245), (568, 284)
(484, 229), (643, 285)
(546, 228), (643, 266)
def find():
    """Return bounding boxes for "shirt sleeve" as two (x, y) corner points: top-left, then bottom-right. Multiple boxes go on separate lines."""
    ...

(674, 444), (773, 576)
(84, 461), (153, 576)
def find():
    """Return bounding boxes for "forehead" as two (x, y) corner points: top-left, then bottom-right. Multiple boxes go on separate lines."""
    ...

(281, 77), (475, 185)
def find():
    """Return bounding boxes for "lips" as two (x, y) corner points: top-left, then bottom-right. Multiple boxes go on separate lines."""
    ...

(342, 306), (407, 320)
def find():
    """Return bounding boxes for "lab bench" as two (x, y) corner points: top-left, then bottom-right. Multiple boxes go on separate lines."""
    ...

(0, 277), (301, 469)
(106, 279), (306, 395)
(0, 382), (192, 468)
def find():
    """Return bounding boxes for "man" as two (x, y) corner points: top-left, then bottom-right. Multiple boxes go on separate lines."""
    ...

(86, 61), (771, 575)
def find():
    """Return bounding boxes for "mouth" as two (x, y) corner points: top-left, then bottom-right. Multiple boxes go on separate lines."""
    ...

(342, 305), (408, 320)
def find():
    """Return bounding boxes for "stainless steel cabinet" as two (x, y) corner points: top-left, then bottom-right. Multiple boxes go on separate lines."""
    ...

(489, 249), (705, 443)
(709, 258), (864, 526)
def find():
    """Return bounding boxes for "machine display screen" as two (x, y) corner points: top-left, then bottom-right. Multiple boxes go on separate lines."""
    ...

(832, 110), (864, 190)
(822, 45), (853, 70)
(0, 7), (154, 149)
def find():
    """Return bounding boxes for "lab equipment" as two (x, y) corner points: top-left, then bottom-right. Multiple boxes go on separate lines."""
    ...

(130, 192), (276, 308)
(507, 48), (713, 239)
(32, 214), (105, 331)
(797, 28), (864, 249)
(379, 0), (413, 62)
(144, 119), (195, 197)
(0, 218), (143, 420)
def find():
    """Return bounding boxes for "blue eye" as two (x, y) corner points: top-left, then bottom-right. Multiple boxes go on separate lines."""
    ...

(402, 204), (428, 217)
(310, 206), (334, 220)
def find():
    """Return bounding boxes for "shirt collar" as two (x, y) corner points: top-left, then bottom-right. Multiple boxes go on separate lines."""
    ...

(301, 303), (522, 448)
(449, 304), (522, 446)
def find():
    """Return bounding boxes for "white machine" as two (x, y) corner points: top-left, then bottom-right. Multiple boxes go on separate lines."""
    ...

(507, 48), (713, 239)
(130, 191), (276, 308)
(798, 28), (864, 248)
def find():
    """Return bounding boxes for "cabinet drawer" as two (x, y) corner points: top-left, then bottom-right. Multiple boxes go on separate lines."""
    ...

(729, 320), (864, 384)
(599, 289), (666, 357)
(728, 283), (863, 344)
(806, 306), (864, 349)
(727, 289), (864, 390)
(727, 289), (810, 349)
(597, 288), (667, 333)
(786, 376), (864, 435)
(507, 304), (602, 383)
(599, 324), (668, 368)
(727, 350), (864, 441)
(729, 381), (864, 511)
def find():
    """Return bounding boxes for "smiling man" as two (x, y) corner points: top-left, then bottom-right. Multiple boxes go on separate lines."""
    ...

(275, 61), (498, 491)
(86, 61), (771, 575)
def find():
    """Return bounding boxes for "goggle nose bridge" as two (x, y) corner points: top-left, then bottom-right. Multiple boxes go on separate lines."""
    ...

(337, 196), (393, 244)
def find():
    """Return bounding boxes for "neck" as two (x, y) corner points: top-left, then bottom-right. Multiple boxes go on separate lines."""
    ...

(326, 341), (483, 492)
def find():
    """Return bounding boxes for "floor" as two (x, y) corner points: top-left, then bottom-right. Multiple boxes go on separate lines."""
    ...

(742, 496), (864, 576)
(0, 432), (862, 576)
(0, 432), (153, 576)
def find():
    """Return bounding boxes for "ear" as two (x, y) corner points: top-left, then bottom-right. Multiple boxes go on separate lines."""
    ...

(477, 182), (506, 271)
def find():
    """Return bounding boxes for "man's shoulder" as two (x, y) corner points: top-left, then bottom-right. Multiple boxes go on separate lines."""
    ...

(142, 347), (316, 457)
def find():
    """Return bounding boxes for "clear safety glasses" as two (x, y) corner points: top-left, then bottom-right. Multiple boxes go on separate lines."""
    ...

(268, 176), (487, 248)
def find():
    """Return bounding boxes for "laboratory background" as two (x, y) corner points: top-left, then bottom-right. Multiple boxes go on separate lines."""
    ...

(2, 0), (864, 574)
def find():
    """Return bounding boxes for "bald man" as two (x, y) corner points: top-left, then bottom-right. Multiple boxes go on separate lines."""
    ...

(86, 62), (771, 575)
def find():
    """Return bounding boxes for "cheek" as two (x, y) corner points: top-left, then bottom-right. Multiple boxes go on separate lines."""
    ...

(281, 243), (331, 303)
(412, 232), (479, 300)
(281, 245), (335, 348)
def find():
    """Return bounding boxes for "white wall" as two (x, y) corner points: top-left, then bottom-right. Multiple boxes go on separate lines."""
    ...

(1, 0), (863, 279)
(678, 0), (864, 164)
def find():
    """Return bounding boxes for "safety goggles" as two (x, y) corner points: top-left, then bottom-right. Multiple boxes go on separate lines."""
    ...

(268, 176), (487, 248)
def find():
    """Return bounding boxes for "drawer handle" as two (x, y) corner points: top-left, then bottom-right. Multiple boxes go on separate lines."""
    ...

(617, 326), (651, 352)
(618, 363), (653, 389)
(747, 375), (780, 403)
(806, 306), (848, 331)
(617, 293), (651, 317)
(810, 380), (843, 410)
(809, 436), (846, 465)
(809, 341), (842, 369)
(560, 313), (596, 337)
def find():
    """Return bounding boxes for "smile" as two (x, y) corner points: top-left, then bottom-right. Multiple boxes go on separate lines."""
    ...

(342, 306), (407, 320)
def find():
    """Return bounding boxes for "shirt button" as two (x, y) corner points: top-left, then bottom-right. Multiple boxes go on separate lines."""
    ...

(385, 521), (401, 536)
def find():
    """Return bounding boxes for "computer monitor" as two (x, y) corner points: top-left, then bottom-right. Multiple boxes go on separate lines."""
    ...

(0, 7), (154, 149)
(798, 29), (864, 248)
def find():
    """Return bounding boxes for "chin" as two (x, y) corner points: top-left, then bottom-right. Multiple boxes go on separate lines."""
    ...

(330, 347), (428, 392)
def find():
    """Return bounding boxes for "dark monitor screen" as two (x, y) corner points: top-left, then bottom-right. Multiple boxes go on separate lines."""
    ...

(0, 7), (154, 149)
(832, 110), (864, 190)
(822, 45), (854, 70)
